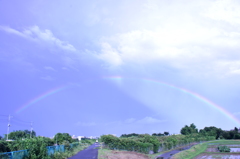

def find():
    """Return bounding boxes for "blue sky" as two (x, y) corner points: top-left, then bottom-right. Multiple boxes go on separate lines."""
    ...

(1, 0), (240, 138)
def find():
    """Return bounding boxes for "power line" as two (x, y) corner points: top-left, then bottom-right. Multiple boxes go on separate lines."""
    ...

(0, 114), (34, 139)
(6, 115), (13, 140)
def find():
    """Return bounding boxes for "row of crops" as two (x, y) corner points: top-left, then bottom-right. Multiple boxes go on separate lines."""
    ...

(101, 134), (216, 154)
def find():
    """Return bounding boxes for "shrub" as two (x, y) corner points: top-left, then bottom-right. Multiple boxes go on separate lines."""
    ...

(218, 146), (230, 152)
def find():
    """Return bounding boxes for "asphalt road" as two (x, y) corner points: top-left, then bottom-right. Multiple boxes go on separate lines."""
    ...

(68, 143), (100, 159)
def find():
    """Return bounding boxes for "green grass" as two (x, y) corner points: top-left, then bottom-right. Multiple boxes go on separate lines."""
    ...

(51, 143), (90, 159)
(98, 148), (112, 159)
(172, 142), (209, 159)
(207, 140), (240, 145)
(172, 140), (240, 159)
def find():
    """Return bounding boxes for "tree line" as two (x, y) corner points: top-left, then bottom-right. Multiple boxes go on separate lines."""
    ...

(180, 123), (240, 139)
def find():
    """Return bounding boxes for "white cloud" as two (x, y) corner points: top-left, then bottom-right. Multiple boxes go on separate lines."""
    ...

(202, 0), (240, 25)
(44, 66), (56, 71)
(76, 122), (96, 127)
(0, 26), (28, 38)
(124, 118), (136, 123)
(93, 0), (240, 78)
(96, 42), (122, 67)
(136, 117), (166, 124)
(104, 117), (166, 126)
(0, 25), (76, 52)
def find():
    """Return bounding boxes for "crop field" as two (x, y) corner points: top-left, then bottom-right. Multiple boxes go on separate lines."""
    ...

(193, 140), (240, 159)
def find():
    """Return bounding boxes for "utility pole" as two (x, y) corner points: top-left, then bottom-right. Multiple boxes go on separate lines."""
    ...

(6, 115), (12, 141)
(30, 121), (33, 138)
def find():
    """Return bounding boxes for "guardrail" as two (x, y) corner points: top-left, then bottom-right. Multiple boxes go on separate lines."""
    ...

(0, 149), (29, 159)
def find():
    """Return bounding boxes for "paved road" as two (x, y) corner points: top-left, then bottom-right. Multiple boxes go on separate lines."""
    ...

(68, 143), (100, 159)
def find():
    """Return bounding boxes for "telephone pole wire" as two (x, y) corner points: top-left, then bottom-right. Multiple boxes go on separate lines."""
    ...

(6, 115), (13, 141)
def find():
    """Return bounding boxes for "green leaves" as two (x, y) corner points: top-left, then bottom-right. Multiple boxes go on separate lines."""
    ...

(101, 135), (153, 154)
(53, 133), (72, 145)
(218, 145), (230, 152)
(7, 130), (36, 140)
(180, 123), (198, 135)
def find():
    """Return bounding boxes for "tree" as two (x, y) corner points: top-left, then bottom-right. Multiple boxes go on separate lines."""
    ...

(164, 132), (169, 136)
(180, 123), (198, 135)
(199, 126), (223, 139)
(7, 130), (36, 140)
(120, 133), (139, 138)
(53, 133), (72, 145)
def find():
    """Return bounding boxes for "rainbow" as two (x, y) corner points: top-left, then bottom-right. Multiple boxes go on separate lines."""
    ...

(15, 85), (69, 114)
(14, 76), (240, 126)
(103, 76), (240, 126)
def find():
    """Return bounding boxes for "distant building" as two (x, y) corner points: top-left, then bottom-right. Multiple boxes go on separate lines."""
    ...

(77, 136), (85, 141)
(88, 136), (98, 139)
(71, 135), (99, 140)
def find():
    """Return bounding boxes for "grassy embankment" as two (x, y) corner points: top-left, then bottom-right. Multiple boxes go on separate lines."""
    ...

(172, 140), (240, 159)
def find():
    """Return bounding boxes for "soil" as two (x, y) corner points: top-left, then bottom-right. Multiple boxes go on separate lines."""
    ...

(100, 150), (150, 159)
(206, 147), (219, 152)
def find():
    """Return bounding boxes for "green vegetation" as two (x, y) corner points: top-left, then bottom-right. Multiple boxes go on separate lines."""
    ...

(101, 123), (240, 157)
(101, 133), (215, 155)
(181, 124), (240, 140)
(5, 130), (36, 140)
(53, 133), (72, 145)
(173, 140), (240, 159)
(101, 134), (154, 154)
(51, 143), (89, 159)
(180, 123), (198, 135)
(172, 142), (208, 159)
(0, 130), (95, 159)
(218, 145), (230, 152)
(80, 138), (96, 145)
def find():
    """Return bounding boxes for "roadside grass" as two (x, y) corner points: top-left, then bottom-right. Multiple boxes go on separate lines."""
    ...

(98, 148), (112, 159)
(172, 142), (208, 159)
(172, 140), (240, 159)
(52, 143), (89, 159)
(148, 143), (202, 159)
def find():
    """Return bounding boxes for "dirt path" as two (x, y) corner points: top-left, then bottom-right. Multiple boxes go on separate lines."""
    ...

(100, 150), (151, 159)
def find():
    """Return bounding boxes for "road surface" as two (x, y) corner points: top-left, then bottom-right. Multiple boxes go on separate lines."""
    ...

(68, 143), (100, 159)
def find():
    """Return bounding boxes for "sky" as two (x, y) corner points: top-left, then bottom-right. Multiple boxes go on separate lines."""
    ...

(1, 0), (240, 138)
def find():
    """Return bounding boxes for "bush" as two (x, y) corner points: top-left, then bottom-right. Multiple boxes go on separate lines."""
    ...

(218, 146), (230, 152)
(0, 141), (11, 153)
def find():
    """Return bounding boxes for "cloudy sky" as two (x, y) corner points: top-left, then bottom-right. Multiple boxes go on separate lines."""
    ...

(1, 0), (240, 138)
